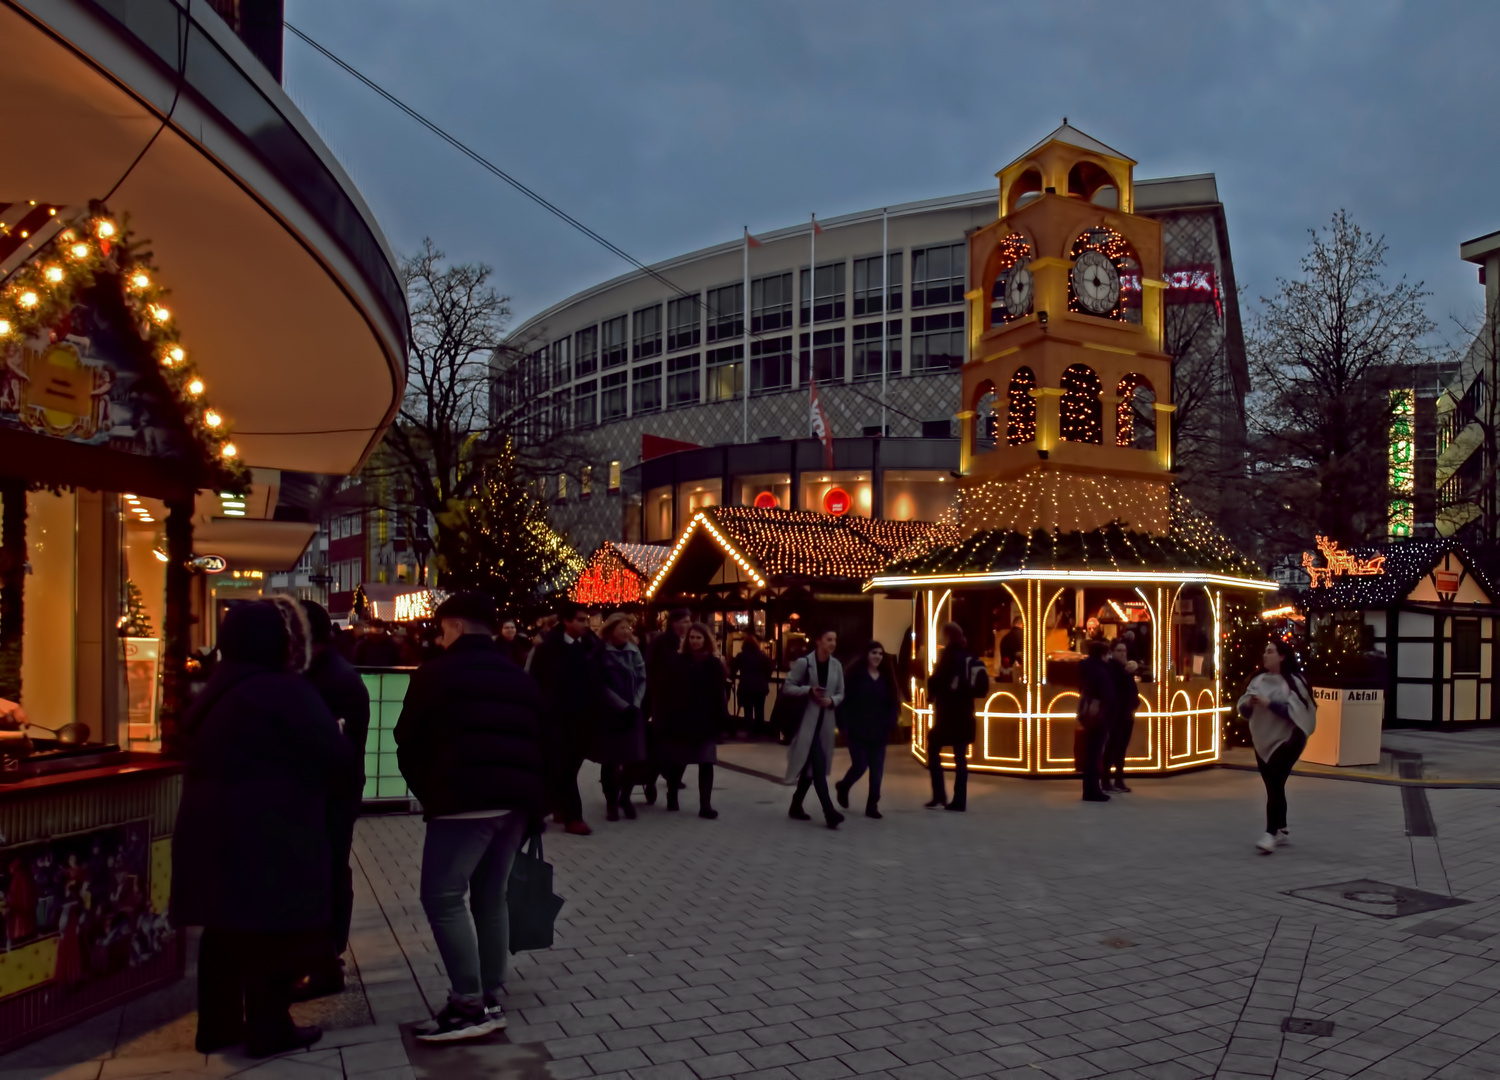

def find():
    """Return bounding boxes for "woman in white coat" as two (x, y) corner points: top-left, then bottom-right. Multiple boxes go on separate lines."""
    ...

(782, 628), (846, 828)
(1236, 639), (1315, 855)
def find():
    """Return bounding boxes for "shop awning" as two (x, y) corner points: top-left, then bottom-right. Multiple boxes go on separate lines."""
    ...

(0, 2), (407, 475)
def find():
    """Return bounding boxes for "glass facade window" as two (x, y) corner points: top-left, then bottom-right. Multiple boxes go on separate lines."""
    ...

(799, 327), (846, 384)
(667, 353), (700, 408)
(601, 370), (627, 420)
(528, 346), (549, 392)
(912, 242), (965, 307)
(601, 315), (628, 367)
(551, 388), (570, 433)
(574, 379), (597, 428)
(667, 295), (701, 351)
(632, 361), (662, 414)
(678, 479), (721, 531)
(737, 473), (791, 509)
(580, 465), (593, 498)
(608, 460), (621, 492)
(911, 312), (964, 372)
(800, 262), (846, 323)
(752, 272), (794, 333)
(800, 470), (873, 517)
(883, 469), (954, 522)
(633, 304), (662, 360)
(645, 485), (674, 541)
(707, 344), (743, 402)
(852, 320), (902, 381)
(552, 337), (570, 384)
(575, 325), (598, 376)
(706, 283), (743, 343)
(853, 253), (902, 315)
(751, 335), (793, 395)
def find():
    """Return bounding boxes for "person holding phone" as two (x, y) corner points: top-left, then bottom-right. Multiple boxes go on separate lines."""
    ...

(1237, 640), (1315, 854)
(782, 628), (845, 828)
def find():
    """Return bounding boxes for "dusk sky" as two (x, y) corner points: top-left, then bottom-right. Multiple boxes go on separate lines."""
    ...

(284, 2), (1500, 344)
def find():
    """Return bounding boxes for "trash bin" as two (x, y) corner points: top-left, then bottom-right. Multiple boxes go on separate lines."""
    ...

(1304, 685), (1384, 766)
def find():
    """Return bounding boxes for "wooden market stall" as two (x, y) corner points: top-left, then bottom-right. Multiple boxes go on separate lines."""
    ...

(569, 541), (671, 607)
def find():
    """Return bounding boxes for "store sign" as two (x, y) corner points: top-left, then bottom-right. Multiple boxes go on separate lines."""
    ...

(822, 487), (851, 516)
(1303, 535), (1386, 588)
(188, 554), (227, 573)
(753, 491), (779, 510)
(1433, 570), (1461, 596)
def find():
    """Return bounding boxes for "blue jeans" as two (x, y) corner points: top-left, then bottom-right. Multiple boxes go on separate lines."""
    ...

(420, 811), (528, 1002)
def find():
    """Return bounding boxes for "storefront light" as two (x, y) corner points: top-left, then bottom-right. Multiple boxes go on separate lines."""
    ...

(43, 266), (62, 284)
(187, 378), (204, 395)
(152, 549), (169, 562)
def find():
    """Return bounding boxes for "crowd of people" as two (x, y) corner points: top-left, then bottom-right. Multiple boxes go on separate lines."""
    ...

(165, 591), (1316, 1053)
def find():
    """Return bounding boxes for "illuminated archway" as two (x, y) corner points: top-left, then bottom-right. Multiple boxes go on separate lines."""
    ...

(1116, 373), (1156, 450)
(1060, 364), (1102, 444)
(988, 232), (1035, 328)
(973, 380), (998, 453)
(1006, 367), (1037, 445)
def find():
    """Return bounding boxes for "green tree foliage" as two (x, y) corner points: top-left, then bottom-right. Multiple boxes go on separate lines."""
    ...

(437, 441), (583, 613)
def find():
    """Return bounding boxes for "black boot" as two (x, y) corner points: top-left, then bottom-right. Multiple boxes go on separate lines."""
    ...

(698, 765), (718, 819)
(865, 800), (882, 820)
(789, 777), (812, 819)
(834, 780), (850, 809)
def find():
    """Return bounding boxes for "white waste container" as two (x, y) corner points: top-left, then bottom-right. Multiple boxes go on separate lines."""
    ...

(1303, 686), (1384, 766)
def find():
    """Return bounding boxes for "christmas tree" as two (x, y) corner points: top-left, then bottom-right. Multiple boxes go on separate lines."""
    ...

(120, 579), (155, 638)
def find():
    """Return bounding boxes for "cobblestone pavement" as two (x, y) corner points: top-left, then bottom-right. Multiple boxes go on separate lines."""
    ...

(5, 741), (1500, 1079)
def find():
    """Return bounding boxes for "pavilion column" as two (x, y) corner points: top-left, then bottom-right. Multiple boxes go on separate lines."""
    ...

(159, 497), (194, 756)
(0, 477), (26, 704)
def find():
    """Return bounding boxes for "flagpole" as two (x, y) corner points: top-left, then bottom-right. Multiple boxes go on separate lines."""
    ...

(742, 226), (750, 445)
(809, 213), (816, 436)
(881, 208), (889, 438)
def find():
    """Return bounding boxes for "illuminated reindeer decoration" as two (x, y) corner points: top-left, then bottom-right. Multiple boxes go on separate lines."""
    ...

(1302, 536), (1386, 588)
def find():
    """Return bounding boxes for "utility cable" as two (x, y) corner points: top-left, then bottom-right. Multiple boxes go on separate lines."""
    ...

(101, 0), (192, 204)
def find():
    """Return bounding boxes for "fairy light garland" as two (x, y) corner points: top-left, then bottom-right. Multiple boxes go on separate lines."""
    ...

(0, 208), (246, 477)
(1059, 364), (1103, 444)
(1068, 225), (1141, 322)
(989, 232), (1035, 325)
(1006, 366), (1037, 445)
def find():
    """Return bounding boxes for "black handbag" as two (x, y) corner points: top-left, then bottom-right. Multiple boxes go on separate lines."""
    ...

(507, 830), (564, 954)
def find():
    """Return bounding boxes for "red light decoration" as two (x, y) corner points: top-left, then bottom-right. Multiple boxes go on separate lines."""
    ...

(823, 487), (851, 516)
(573, 564), (643, 606)
(753, 491), (779, 509)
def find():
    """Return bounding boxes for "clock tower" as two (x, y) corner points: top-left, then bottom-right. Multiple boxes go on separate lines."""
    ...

(960, 124), (1174, 536)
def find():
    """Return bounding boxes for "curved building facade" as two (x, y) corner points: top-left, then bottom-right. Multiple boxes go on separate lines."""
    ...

(499, 153), (1245, 556)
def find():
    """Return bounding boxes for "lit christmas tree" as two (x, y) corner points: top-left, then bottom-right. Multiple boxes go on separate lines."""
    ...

(119, 579), (155, 638)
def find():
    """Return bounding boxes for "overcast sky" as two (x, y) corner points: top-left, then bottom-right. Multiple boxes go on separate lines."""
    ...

(284, 1), (1499, 343)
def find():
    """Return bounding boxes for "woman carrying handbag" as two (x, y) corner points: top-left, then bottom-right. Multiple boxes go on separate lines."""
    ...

(782, 628), (846, 828)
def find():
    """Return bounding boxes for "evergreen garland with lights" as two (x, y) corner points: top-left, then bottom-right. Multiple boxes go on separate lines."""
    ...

(0, 205), (247, 485)
(119, 579), (154, 638)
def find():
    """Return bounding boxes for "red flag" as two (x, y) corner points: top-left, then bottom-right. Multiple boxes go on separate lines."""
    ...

(809, 379), (834, 469)
(745, 227), (762, 248)
(811, 214), (823, 235)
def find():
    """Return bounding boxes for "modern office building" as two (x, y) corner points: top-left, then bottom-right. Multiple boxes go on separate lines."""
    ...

(497, 129), (1247, 556)
(1436, 229), (1500, 551)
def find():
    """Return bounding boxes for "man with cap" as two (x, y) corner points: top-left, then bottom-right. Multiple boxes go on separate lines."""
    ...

(395, 591), (546, 1042)
(295, 601), (370, 1000)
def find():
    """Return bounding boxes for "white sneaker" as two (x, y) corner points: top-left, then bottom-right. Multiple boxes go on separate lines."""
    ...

(1274, 829), (1290, 847)
(1255, 833), (1276, 854)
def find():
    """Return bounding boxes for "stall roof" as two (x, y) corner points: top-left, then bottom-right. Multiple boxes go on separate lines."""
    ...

(608, 543), (672, 580)
(879, 487), (1263, 582)
(1296, 539), (1498, 611)
(648, 507), (932, 598)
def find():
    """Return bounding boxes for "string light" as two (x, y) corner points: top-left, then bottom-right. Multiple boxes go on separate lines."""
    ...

(220, 442), (237, 459)
(1068, 225), (1141, 322)
(69, 243), (89, 259)
(1060, 364), (1103, 443)
(42, 266), (63, 284)
(18, 291), (37, 308)
(1007, 367), (1037, 444)
(989, 232), (1035, 326)
(204, 410), (222, 429)
(130, 272), (150, 289)
(187, 378), (204, 395)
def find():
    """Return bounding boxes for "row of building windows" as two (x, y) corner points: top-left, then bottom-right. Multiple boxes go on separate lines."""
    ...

(502, 244), (962, 406)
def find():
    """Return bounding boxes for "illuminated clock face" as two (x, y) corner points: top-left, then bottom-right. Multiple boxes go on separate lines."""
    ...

(1072, 249), (1120, 314)
(1004, 260), (1034, 318)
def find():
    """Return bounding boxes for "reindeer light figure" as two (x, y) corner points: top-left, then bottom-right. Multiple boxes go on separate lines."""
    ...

(1303, 536), (1386, 588)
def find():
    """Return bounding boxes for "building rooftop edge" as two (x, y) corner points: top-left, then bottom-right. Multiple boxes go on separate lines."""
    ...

(1460, 229), (1500, 262)
(506, 173), (1223, 343)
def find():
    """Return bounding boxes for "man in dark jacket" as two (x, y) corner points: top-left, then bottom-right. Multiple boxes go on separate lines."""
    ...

(1077, 639), (1118, 803)
(731, 631), (772, 738)
(395, 592), (546, 1042)
(1103, 638), (1140, 794)
(528, 600), (598, 835)
(297, 601), (371, 1000)
(637, 609), (691, 801)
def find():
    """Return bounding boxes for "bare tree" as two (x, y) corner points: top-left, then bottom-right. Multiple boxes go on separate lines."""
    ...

(1245, 211), (1434, 554)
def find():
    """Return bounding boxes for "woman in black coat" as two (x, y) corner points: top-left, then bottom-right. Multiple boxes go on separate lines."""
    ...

(172, 602), (357, 1057)
(835, 641), (900, 819)
(1077, 638), (1118, 803)
(925, 622), (988, 812)
(658, 623), (725, 819)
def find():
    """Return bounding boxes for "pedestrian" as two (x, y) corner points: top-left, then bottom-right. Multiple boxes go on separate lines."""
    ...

(589, 612), (648, 822)
(925, 622), (988, 812)
(658, 622), (725, 819)
(529, 600), (598, 836)
(639, 608), (692, 804)
(172, 601), (357, 1058)
(499, 615), (532, 668)
(999, 616), (1024, 672)
(1077, 638), (1117, 802)
(782, 628), (846, 828)
(769, 633), (809, 744)
(1238, 640), (1315, 854)
(1102, 638), (1139, 794)
(394, 591), (546, 1041)
(835, 640), (899, 819)
(353, 622), (403, 667)
(296, 600), (371, 1001)
(731, 631), (772, 739)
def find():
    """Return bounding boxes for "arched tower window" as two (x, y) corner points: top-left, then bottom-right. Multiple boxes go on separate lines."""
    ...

(1069, 227), (1142, 324)
(1067, 161), (1118, 207)
(988, 233), (1034, 329)
(1006, 367), (1037, 445)
(973, 381), (998, 453)
(1060, 364), (1102, 444)
(1008, 168), (1042, 214)
(1116, 374), (1156, 450)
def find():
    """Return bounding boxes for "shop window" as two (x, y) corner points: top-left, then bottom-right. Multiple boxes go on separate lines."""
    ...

(1060, 364), (1102, 444)
(800, 471), (873, 517)
(608, 461), (621, 492)
(580, 465), (593, 499)
(738, 473), (791, 509)
(646, 486), (674, 541)
(678, 480), (722, 528)
(884, 469), (954, 522)
(1007, 367), (1037, 445)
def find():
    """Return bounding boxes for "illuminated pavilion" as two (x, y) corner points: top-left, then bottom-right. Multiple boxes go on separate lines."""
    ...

(868, 125), (1276, 776)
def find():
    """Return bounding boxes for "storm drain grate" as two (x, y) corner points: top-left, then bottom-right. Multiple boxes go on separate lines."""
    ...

(1285, 879), (1467, 919)
(1282, 1017), (1336, 1037)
